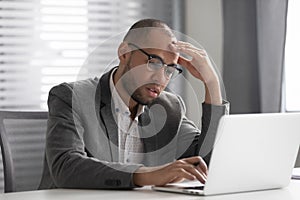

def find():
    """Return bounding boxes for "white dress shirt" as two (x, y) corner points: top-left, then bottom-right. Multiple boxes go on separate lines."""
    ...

(109, 68), (144, 164)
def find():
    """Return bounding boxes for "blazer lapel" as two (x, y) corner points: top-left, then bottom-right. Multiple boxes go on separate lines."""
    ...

(139, 96), (182, 166)
(96, 67), (119, 162)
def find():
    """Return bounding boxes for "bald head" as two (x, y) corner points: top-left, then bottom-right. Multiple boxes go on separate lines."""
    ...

(123, 19), (177, 53)
(123, 19), (175, 45)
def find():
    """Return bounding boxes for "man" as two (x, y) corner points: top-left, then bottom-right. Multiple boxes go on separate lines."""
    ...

(39, 19), (229, 189)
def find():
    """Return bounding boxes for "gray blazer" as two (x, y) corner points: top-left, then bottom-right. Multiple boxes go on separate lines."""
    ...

(39, 67), (229, 189)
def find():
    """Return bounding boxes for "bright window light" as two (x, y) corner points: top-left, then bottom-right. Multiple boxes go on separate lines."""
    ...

(285, 0), (300, 111)
(0, 0), (178, 111)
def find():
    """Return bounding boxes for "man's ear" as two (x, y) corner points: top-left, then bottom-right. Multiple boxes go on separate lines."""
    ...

(118, 42), (131, 62)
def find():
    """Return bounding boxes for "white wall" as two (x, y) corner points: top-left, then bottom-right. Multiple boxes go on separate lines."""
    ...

(184, 0), (223, 124)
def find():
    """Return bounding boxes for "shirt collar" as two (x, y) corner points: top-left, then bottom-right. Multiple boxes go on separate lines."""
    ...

(109, 68), (145, 119)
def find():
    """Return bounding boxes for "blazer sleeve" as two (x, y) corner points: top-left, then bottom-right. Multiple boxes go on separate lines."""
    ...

(198, 101), (230, 164)
(176, 95), (230, 165)
(44, 83), (142, 189)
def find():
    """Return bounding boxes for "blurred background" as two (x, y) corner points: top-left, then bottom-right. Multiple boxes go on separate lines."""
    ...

(1, 0), (299, 115)
(0, 0), (299, 191)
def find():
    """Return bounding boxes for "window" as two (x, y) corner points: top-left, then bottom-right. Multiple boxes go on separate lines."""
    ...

(0, 0), (182, 110)
(0, 0), (182, 192)
(284, 0), (300, 111)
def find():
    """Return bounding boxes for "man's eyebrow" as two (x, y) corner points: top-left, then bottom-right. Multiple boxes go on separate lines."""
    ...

(147, 53), (177, 66)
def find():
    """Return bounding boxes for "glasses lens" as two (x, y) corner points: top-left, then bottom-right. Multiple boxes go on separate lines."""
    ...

(147, 58), (163, 71)
(165, 66), (176, 79)
(147, 58), (180, 80)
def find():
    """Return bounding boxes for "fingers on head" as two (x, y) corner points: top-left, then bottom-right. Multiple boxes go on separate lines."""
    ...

(175, 41), (207, 57)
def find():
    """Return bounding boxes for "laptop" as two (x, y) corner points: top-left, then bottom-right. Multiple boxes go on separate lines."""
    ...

(152, 113), (300, 196)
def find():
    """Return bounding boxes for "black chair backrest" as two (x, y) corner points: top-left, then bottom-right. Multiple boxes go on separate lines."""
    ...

(0, 110), (48, 193)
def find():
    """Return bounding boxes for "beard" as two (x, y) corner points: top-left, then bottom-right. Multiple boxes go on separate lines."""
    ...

(121, 73), (156, 106)
(131, 87), (155, 105)
(120, 61), (159, 106)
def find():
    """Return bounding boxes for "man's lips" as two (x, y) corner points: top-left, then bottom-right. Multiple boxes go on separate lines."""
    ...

(146, 86), (161, 97)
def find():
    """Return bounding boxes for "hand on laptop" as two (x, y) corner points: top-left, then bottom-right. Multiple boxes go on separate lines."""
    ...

(133, 156), (207, 186)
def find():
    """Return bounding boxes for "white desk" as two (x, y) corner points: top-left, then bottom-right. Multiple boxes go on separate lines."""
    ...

(1, 180), (299, 200)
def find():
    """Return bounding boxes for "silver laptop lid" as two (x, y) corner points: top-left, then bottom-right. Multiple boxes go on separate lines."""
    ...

(204, 113), (300, 195)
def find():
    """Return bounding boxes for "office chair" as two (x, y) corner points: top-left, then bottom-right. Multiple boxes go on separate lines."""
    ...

(0, 110), (48, 193)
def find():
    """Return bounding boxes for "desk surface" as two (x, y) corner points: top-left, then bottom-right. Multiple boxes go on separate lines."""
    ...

(1, 180), (299, 200)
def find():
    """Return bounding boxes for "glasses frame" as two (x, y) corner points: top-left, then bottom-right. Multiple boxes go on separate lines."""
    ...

(128, 43), (182, 79)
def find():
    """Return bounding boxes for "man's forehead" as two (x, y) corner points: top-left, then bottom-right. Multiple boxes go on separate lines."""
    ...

(137, 28), (177, 51)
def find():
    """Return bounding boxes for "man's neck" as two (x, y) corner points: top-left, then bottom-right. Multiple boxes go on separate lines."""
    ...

(113, 68), (139, 120)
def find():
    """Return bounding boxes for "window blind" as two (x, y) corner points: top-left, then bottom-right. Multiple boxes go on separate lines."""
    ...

(0, 0), (182, 193)
(0, 0), (182, 111)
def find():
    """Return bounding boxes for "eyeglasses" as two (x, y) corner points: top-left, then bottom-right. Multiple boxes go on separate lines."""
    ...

(128, 43), (182, 80)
